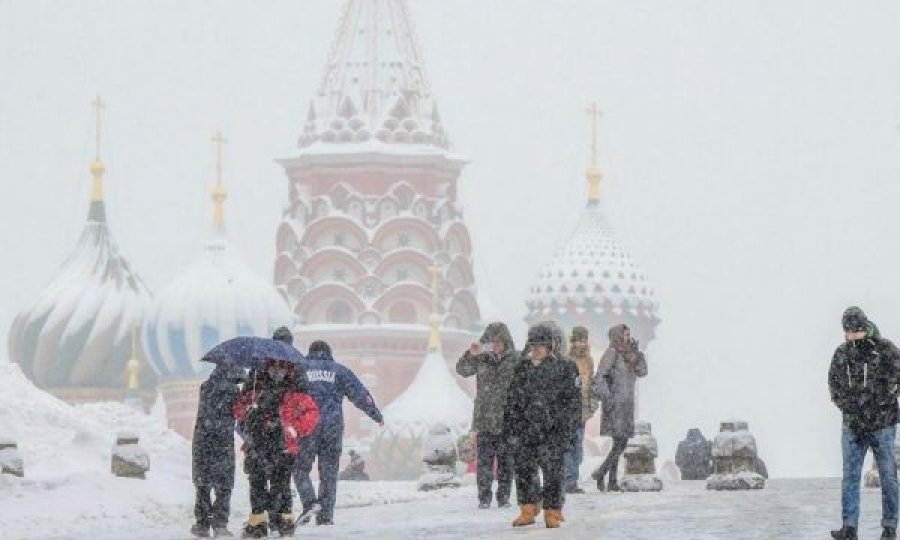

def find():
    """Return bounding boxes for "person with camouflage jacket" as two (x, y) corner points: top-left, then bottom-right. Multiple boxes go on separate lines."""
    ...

(456, 322), (519, 508)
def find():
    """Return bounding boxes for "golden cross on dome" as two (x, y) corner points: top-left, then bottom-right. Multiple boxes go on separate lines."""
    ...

(92, 95), (105, 159)
(428, 265), (442, 350)
(211, 130), (227, 186)
(585, 102), (602, 168)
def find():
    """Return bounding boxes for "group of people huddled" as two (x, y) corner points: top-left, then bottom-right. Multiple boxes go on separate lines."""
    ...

(190, 327), (383, 538)
(456, 320), (647, 528)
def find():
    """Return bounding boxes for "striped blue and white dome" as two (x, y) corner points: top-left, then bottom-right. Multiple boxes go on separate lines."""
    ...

(143, 230), (294, 380)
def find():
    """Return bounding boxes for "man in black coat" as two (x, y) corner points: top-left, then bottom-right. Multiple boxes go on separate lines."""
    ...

(829, 307), (900, 540)
(191, 364), (245, 538)
(503, 322), (581, 529)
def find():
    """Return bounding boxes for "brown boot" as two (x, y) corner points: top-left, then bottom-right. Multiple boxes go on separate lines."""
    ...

(544, 509), (564, 528)
(512, 504), (539, 527)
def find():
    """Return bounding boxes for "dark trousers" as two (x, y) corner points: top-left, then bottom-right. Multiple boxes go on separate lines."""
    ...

(476, 432), (514, 505)
(293, 425), (343, 523)
(247, 452), (294, 516)
(595, 436), (628, 482)
(514, 444), (565, 510)
(193, 485), (232, 527)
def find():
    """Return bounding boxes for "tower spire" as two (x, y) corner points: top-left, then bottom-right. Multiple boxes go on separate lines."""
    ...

(585, 102), (602, 205)
(125, 324), (140, 399)
(90, 95), (106, 203)
(210, 130), (228, 228)
(428, 265), (442, 351)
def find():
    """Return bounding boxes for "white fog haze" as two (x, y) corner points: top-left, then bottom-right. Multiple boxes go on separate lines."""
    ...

(4, 0), (900, 487)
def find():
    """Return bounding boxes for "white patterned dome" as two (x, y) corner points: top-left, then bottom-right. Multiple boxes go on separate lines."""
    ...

(525, 200), (660, 344)
(526, 204), (657, 318)
(143, 228), (293, 381)
(143, 145), (294, 380)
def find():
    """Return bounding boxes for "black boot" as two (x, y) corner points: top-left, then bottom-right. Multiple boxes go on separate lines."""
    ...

(830, 525), (857, 540)
(212, 526), (233, 538)
(191, 522), (211, 538)
(275, 513), (296, 537)
(883, 527), (897, 539)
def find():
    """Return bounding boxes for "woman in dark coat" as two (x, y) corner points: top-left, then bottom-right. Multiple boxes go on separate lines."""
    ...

(590, 324), (647, 491)
(191, 364), (245, 537)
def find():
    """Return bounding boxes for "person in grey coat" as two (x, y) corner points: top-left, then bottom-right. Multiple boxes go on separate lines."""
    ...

(191, 364), (246, 538)
(456, 322), (519, 508)
(590, 323), (647, 491)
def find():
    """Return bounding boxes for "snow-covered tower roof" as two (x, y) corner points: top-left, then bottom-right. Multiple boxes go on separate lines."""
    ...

(296, 0), (450, 152)
(368, 267), (472, 478)
(381, 266), (472, 436)
(143, 132), (293, 381)
(7, 97), (155, 401)
(525, 105), (660, 345)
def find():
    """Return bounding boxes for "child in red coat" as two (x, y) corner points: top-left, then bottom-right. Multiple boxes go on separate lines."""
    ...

(234, 360), (318, 538)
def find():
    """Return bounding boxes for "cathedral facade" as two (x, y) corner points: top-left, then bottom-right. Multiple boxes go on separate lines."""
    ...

(273, 0), (482, 440)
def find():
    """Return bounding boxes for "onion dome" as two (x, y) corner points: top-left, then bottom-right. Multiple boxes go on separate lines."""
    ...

(142, 131), (293, 380)
(525, 104), (660, 343)
(7, 97), (155, 397)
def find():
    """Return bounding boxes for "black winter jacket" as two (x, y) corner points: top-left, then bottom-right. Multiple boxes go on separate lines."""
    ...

(502, 353), (581, 453)
(828, 323), (900, 433)
(192, 367), (241, 488)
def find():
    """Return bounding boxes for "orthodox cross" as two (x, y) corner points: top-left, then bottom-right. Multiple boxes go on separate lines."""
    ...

(585, 102), (602, 168)
(92, 95), (105, 159)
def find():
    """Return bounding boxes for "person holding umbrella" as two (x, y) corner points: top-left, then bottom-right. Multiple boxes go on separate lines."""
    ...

(205, 329), (318, 539)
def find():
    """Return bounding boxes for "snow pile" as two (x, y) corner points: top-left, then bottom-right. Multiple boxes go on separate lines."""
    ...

(0, 363), (465, 539)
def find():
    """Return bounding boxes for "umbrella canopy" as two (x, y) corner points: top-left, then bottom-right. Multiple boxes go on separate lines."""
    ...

(201, 336), (305, 369)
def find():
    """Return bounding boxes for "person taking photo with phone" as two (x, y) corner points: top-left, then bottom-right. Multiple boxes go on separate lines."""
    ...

(456, 322), (519, 509)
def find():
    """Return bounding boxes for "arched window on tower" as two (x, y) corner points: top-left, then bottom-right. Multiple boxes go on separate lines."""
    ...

(388, 301), (417, 324)
(326, 301), (354, 324)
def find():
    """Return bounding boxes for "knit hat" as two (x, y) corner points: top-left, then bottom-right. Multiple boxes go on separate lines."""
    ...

(570, 326), (589, 342)
(526, 323), (554, 347)
(308, 340), (333, 358)
(842, 307), (868, 333)
(272, 326), (294, 345)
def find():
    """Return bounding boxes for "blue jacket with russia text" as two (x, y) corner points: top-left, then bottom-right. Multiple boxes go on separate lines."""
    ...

(299, 350), (383, 433)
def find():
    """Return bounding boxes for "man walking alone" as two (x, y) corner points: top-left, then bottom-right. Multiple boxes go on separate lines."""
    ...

(830, 307), (900, 540)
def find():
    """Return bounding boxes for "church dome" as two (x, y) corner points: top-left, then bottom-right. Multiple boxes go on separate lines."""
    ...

(525, 106), (660, 343)
(525, 204), (658, 320)
(7, 107), (154, 395)
(143, 134), (293, 380)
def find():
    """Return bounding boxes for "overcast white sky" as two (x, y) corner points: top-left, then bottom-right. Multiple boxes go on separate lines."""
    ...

(3, 0), (900, 478)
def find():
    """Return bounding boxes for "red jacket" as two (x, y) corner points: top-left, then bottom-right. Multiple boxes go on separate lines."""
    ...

(234, 387), (319, 455)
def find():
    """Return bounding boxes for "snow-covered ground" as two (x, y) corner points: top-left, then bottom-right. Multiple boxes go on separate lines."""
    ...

(0, 362), (884, 540)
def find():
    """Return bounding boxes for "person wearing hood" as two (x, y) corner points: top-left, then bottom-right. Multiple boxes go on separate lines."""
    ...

(590, 323), (647, 492)
(191, 364), (246, 538)
(829, 307), (900, 540)
(456, 322), (519, 508)
(503, 322), (581, 529)
(293, 340), (383, 526)
(675, 428), (712, 481)
(563, 326), (598, 494)
(233, 350), (319, 538)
